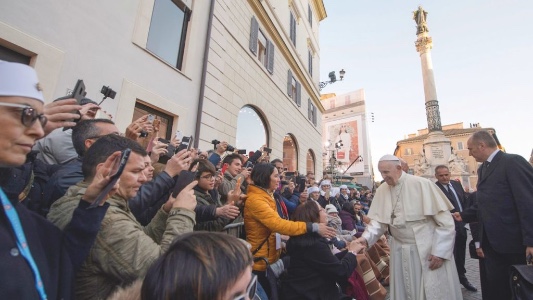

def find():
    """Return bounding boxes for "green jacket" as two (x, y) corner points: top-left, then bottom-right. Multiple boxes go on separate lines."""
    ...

(48, 182), (196, 300)
(194, 188), (232, 232)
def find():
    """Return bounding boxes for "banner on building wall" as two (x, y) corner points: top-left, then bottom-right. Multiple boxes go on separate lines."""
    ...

(325, 116), (364, 174)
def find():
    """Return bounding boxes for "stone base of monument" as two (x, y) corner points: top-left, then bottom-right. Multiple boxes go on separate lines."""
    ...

(421, 131), (451, 179)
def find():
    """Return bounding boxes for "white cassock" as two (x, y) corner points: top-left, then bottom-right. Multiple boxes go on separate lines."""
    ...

(362, 172), (462, 300)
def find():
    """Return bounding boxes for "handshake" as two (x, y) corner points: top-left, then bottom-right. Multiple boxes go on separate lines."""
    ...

(348, 237), (368, 254)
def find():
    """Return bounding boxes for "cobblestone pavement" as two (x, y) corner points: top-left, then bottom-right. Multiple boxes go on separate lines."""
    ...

(383, 235), (482, 300)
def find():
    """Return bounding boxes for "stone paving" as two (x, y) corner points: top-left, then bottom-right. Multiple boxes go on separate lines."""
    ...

(383, 235), (482, 300)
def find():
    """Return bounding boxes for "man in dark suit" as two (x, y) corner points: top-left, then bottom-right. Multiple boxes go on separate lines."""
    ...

(454, 130), (533, 300)
(434, 165), (477, 292)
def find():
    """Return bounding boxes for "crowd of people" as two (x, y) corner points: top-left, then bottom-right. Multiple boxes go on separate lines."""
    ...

(2, 60), (533, 300)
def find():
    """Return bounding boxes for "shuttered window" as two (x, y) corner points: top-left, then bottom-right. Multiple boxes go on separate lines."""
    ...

(249, 16), (274, 74)
(290, 12), (296, 46)
(287, 69), (301, 107)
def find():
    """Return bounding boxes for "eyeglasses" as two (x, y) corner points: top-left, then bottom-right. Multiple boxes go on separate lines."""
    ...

(233, 273), (257, 300)
(0, 102), (47, 128)
(200, 174), (216, 180)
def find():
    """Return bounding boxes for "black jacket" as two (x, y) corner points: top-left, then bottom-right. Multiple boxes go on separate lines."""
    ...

(281, 234), (357, 300)
(2, 151), (60, 216)
(0, 188), (108, 299)
(43, 157), (83, 211)
(461, 151), (533, 253)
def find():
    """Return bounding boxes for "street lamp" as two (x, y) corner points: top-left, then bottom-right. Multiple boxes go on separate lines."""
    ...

(319, 69), (346, 91)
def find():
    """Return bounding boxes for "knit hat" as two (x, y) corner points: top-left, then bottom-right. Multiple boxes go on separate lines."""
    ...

(320, 180), (331, 187)
(307, 186), (320, 194)
(325, 204), (338, 214)
(0, 60), (44, 102)
(339, 185), (348, 189)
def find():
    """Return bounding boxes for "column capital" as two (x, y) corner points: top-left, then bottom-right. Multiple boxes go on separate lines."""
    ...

(415, 36), (433, 53)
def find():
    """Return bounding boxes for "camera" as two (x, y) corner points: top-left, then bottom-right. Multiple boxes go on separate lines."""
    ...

(211, 139), (235, 152)
(100, 85), (116, 99)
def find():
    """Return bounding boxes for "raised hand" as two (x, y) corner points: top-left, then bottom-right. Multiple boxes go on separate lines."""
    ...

(82, 151), (122, 205)
(163, 180), (198, 212)
(164, 149), (192, 177)
(79, 102), (101, 120)
(150, 140), (168, 164)
(42, 98), (81, 135)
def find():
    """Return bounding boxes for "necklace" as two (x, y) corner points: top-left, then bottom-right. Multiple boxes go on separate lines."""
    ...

(390, 183), (403, 225)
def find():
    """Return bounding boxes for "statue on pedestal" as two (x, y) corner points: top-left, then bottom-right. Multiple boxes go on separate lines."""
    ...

(448, 151), (467, 174)
(414, 153), (430, 176)
(413, 6), (429, 35)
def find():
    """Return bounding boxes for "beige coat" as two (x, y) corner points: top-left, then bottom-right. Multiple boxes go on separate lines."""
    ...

(47, 182), (195, 300)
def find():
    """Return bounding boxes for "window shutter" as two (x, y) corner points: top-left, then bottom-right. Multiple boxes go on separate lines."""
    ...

(308, 98), (312, 120)
(249, 16), (259, 55)
(313, 107), (317, 126)
(266, 40), (274, 74)
(308, 4), (312, 27)
(296, 81), (301, 106)
(308, 51), (313, 76)
(290, 13), (296, 45)
(287, 69), (292, 96)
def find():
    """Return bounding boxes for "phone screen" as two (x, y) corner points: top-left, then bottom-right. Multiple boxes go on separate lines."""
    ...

(172, 170), (197, 198)
(88, 148), (131, 208)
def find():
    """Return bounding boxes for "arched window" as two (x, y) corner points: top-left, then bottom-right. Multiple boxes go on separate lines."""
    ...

(236, 106), (269, 153)
(283, 134), (298, 171)
(306, 149), (316, 175)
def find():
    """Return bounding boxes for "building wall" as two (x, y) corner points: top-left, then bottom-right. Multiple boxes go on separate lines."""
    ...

(199, 0), (325, 175)
(396, 124), (496, 191)
(1, 0), (327, 174)
(321, 89), (374, 188)
(0, 0), (210, 135)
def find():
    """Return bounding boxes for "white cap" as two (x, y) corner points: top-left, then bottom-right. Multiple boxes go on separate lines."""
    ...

(320, 180), (331, 187)
(0, 61), (44, 102)
(307, 186), (320, 194)
(378, 154), (400, 162)
(325, 204), (338, 214)
(339, 185), (348, 189)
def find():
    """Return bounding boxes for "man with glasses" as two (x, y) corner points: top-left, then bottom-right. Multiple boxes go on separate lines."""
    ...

(190, 159), (240, 232)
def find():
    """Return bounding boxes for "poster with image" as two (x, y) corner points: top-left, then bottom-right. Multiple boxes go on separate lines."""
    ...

(325, 116), (363, 174)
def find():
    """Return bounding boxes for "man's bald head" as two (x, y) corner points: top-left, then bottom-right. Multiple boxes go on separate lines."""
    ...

(399, 158), (409, 173)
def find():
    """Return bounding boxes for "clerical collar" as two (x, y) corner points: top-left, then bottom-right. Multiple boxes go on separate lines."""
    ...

(486, 149), (499, 163)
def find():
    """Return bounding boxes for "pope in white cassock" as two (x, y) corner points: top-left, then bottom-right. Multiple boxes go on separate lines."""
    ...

(358, 155), (462, 300)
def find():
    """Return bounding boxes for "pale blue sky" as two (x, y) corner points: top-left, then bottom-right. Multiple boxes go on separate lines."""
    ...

(319, 1), (533, 174)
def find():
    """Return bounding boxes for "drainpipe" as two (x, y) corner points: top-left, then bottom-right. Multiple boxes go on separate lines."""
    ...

(194, 0), (215, 148)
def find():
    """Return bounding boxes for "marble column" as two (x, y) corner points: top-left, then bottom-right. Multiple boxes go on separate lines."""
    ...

(413, 6), (451, 177)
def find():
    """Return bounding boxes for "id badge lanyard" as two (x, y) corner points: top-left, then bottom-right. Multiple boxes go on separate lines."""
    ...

(0, 187), (47, 300)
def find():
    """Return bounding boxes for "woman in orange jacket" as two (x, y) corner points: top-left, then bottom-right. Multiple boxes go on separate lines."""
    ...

(244, 163), (336, 298)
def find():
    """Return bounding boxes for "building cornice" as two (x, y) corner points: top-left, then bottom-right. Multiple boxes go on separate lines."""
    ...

(311, 0), (327, 21)
(248, 0), (325, 112)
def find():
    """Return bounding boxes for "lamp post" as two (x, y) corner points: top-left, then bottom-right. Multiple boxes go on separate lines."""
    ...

(319, 69), (346, 91)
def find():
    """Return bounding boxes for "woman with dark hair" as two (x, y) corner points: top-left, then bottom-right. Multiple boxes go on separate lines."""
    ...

(281, 201), (365, 300)
(339, 202), (358, 231)
(244, 163), (336, 298)
(140, 232), (256, 300)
